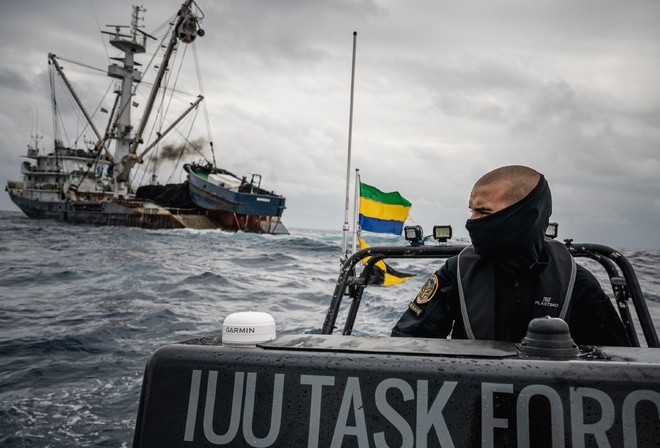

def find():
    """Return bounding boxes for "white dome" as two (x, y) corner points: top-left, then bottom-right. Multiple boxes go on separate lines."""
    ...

(222, 311), (276, 345)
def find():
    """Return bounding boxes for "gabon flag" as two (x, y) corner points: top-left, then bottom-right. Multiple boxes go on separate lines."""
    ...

(358, 182), (411, 236)
(358, 237), (415, 286)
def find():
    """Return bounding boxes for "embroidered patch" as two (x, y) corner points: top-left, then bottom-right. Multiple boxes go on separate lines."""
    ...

(408, 302), (423, 317)
(534, 296), (559, 308)
(415, 274), (439, 304)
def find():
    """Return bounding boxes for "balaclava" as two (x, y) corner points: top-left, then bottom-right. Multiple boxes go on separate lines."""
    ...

(465, 175), (552, 272)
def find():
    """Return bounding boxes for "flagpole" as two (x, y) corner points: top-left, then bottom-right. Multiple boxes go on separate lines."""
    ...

(352, 169), (360, 255)
(341, 31), (358, 263)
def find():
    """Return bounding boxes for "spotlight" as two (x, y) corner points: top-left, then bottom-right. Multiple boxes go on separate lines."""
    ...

(545, 222), (558, 239)
(433, 225), (452, 243)
(404, 225), (424, 246)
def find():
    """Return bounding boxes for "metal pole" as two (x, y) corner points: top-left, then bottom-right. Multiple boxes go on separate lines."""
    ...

(138, 95), (204, 160)
(341, 32), (357, 261)
(48, 54), (104, 145)
(352, 169), (360, 255)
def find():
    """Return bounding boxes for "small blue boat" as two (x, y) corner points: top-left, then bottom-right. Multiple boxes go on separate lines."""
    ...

(184, 163), (288, 234)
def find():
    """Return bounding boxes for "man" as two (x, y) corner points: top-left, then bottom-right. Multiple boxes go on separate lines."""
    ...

(392, 165), (630, 346)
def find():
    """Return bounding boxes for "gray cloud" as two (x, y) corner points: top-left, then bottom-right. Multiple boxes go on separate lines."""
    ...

(0, 67), (31, 91)
(1, 0), (659, 249)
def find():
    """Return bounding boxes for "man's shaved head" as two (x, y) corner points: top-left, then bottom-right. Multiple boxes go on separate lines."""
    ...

(474, 165), (541, 205)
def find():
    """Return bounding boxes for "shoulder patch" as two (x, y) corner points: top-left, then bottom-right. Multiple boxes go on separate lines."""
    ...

(415, 274), (439, 304)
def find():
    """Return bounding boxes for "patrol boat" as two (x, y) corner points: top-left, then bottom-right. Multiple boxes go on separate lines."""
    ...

(133, 229), (660, 447)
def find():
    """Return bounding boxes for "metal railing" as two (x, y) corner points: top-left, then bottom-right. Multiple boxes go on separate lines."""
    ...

(322, 241), (659, 348)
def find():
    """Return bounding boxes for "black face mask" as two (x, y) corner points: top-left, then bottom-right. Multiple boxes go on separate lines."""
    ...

(465, 175), (551, 272)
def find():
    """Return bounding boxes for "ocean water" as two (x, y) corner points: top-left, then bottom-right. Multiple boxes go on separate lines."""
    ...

(0, 210), (658, 447)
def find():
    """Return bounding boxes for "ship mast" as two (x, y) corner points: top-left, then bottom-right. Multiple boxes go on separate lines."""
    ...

(104, 0), (202, 198)
(103, 5), (149, 197)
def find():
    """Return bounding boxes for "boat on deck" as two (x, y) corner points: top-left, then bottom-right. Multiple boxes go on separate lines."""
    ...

(132, 232), (660, 447)
(185, 163), (288, 234)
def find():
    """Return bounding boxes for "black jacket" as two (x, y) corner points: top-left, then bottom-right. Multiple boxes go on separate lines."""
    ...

(391, 255), (631, 346)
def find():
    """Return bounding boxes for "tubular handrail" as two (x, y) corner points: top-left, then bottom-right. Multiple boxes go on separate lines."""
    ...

(567, 243), (659, 347)
(322, 245), (467, 335)
(322, 242), (659, 348)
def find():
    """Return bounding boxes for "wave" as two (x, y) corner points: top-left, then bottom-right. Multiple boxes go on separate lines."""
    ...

(0, 210), (658, 446)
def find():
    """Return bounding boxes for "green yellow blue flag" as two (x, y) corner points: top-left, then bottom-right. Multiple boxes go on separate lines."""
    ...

(358, 182), (411, 235)
(359, 237), (415, 286)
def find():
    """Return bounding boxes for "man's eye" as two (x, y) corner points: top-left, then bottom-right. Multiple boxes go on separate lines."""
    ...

(470, 209), (490, 219)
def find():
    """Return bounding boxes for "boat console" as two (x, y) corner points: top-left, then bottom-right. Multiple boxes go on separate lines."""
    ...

(133, 237), (659, 447)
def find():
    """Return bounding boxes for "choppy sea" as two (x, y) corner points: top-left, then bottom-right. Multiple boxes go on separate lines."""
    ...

(1, 210), (659, 447)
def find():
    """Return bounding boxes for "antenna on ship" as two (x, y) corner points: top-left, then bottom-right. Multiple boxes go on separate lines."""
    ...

(341, 31), (358, 264)
(30, 107), (43, 152)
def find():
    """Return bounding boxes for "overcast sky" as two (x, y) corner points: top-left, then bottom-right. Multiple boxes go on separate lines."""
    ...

(1, 0), (659, 249)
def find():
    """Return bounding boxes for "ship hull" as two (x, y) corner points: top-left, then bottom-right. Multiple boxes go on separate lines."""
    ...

(8, 187), (288, 233)
(202, 209), (289, 234)
(133, 335), (660, 448)
(8, 191), (189, 229)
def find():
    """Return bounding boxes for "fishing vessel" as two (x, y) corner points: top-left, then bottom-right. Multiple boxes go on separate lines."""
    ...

(133, 234), (660, 447)
(5, 0), (287, 233)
